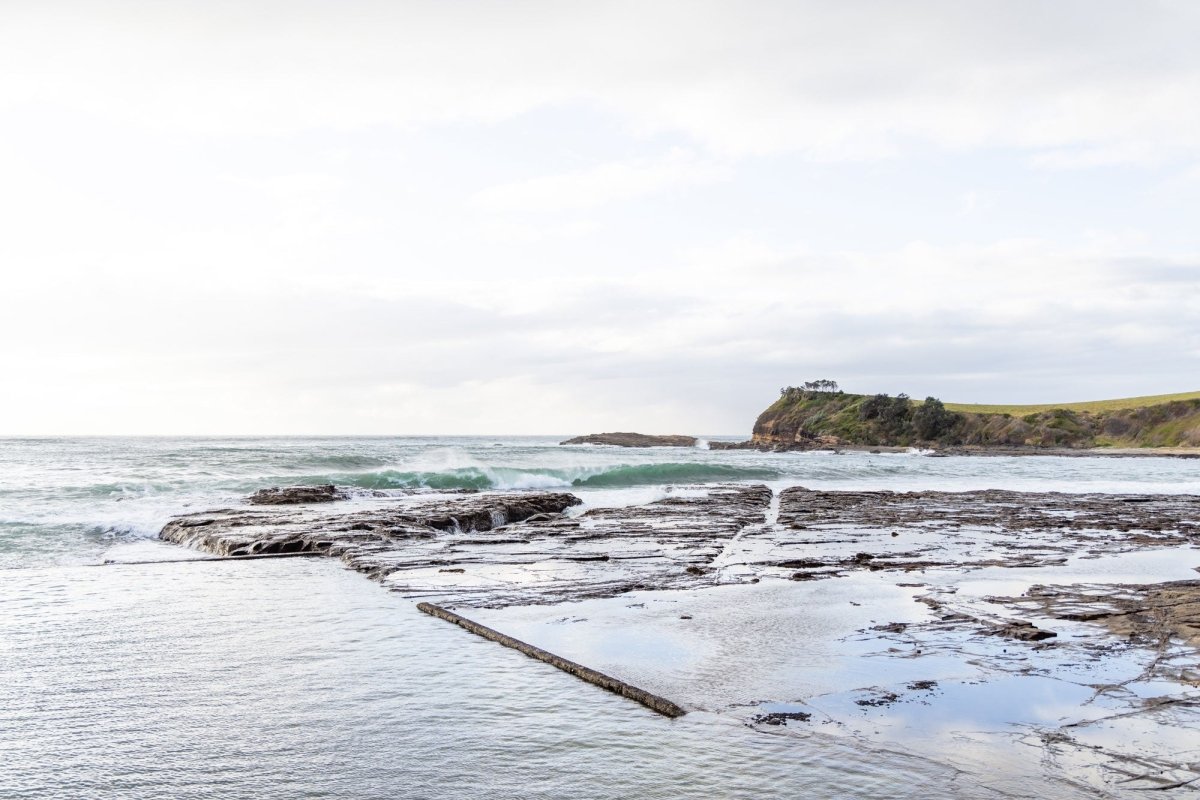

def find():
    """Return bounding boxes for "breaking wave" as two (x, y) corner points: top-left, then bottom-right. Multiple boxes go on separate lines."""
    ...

(288, 462), (779, 492)
(569, 463), (778, 488)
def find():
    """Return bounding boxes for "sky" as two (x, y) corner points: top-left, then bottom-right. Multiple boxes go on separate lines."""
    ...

(1, 0), (1198, 435)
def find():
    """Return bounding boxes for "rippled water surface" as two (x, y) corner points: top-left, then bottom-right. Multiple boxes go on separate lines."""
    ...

(4, 435), (1198, 569)
(2, 436), (1198, 798)
(2, 558), (975, 799)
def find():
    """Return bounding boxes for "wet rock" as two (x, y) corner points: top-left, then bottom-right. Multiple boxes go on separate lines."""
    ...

(161, 492), (582, 560)
(752, 711), (811, 725)
(161, 484), (771, 608)
(770, 486), (1200, 574)
(990, 621), (1058, 641)
(704, 440), (757, 450)
(247, 484), (346, 505)
(1005, 580), (1200, 646)
(560, 432), (698, 447)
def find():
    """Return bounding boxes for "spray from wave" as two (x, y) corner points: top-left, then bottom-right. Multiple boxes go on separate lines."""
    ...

(278, 462), (779, 492)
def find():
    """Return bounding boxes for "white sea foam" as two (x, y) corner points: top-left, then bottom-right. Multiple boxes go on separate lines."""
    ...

(3, 435), (1199, 570)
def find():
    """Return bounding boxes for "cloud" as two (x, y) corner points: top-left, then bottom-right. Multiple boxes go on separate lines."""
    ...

(8, 233), (1195, 433)
(1, 2), (1197, 433)
(471, 150), (730, 213)
(3, 1), (1200, 162)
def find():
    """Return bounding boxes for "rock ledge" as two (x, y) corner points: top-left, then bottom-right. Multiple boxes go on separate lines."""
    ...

(560, 432), (697, 447)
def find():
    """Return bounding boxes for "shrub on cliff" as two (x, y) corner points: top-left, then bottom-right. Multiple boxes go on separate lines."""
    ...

(913, 397), (956, 441)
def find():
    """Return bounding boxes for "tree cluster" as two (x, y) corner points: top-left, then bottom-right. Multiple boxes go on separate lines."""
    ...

(859, 392), (913, 436)
(859, 393), (958, 442)
(913, 397), (955, 440)
(780, 379), (841, 397)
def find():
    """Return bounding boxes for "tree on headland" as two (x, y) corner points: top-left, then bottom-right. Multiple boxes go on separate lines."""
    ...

(859, 393), (892, 420)
(781, 379), (841, 397)
(913, 396), (956, 441)
(858, 392), (915, 439)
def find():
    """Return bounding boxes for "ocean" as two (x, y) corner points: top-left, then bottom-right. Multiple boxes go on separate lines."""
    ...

(2, 436), (1198, 798)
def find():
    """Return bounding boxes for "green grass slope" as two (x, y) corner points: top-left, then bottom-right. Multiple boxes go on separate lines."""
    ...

(944, 391), (1200, 416)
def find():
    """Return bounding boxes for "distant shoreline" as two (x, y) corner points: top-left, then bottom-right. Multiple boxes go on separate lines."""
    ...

(561, 432), (1200, 458)
(744, 443), (1200, 458)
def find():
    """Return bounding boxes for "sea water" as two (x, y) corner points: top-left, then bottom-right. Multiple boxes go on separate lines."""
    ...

(2, 436), (1198, 798)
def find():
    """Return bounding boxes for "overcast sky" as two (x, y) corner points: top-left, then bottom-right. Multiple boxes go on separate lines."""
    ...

(2, 1), (1198, 435)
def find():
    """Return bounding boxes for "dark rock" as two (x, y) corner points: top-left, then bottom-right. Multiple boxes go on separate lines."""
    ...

(1001, 580), (1200, 647)
(705, 440), (757, 450)
(855, 692), (900, 707)
(161, 484), (771, 608)
(162, 492), (583, 560)
(774, 487), (1200, 575)
(753, 711), (812, 725)
(790, 571), (836, 581)
(248, 484), (345, 505)
(990, 621), (1057, 641)
(560, 432), (698, 447)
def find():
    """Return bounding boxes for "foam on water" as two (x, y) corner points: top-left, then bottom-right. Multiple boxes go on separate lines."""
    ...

(2, 436), (1198, 570)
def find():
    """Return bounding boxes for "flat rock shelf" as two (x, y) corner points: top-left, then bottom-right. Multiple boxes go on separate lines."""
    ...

(159, 484), (1200, 794)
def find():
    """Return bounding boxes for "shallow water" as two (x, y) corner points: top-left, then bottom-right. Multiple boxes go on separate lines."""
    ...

(0, 557), (979, 799)
(2, 436), (1199, 797)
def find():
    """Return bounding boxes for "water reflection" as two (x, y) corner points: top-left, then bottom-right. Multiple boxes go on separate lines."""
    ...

(0, 558), (974, 799)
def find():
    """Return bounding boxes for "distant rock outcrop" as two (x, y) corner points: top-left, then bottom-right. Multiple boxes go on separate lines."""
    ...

(560, 432), (698, 447)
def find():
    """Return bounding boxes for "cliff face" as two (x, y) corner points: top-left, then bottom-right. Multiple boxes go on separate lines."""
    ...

(752, 391), (1200, 450)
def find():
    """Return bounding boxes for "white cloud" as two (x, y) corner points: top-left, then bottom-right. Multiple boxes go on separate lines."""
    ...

(4, 231), (1195, 433)
(3, 1), (1200, 162)
(1, 1), (1198, 433)
(471, 149), (730, 213)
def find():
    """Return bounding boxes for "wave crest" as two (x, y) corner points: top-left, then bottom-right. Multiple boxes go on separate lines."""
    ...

(569, 463), (777, 488)
(285, 462), (778, 492)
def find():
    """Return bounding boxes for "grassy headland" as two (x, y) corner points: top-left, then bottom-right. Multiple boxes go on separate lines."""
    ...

(752, 385), (1200, 450)
(943, 391), (1200, 416)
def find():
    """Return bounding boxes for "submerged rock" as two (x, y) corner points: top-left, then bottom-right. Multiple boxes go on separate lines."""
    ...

(560, 432), (698, 447)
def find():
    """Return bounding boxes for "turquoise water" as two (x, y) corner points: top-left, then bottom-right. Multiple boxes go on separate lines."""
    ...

(3, 435), (1197, 570)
